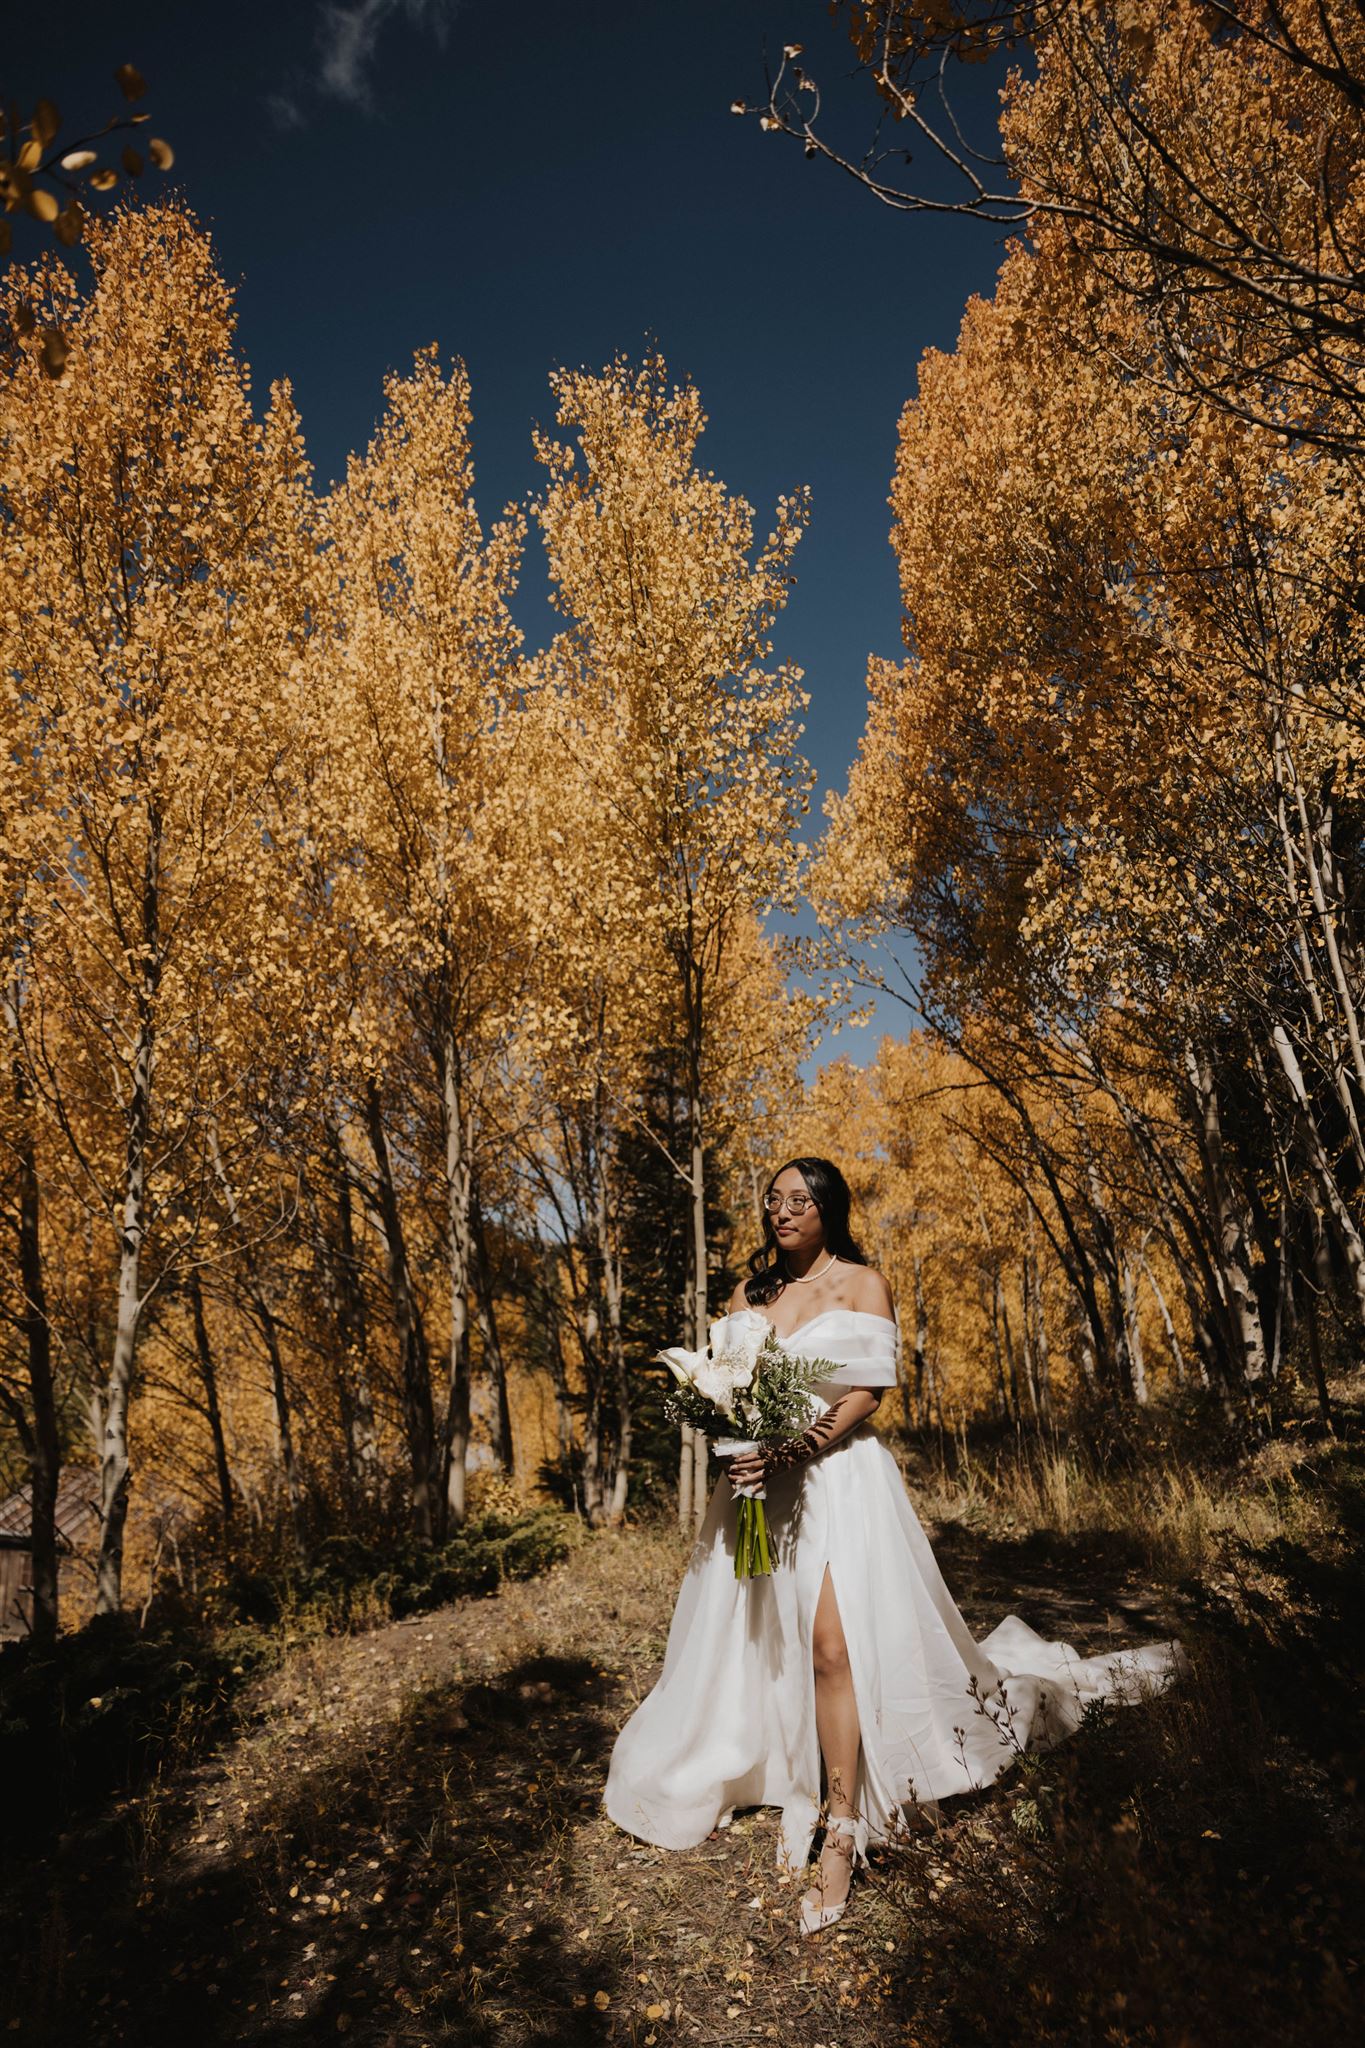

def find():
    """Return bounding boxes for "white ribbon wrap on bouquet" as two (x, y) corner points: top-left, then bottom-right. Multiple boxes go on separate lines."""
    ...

(713, 1438), (766, 1500)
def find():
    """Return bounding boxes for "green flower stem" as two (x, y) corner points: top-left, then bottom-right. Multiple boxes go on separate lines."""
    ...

(734, 1495), (774, 1580)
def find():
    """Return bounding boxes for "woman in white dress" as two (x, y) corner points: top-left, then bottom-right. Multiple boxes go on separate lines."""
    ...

(603, 1157), (1187, 1936)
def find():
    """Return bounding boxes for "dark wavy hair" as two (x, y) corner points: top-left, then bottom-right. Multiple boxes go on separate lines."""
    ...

(744, 1156), (868, 1306)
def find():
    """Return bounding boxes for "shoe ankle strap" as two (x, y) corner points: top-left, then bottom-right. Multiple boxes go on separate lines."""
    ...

(824, 1815), (858, 1837)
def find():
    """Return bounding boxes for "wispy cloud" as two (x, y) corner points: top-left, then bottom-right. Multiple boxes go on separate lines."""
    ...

(265, 91), (306, 132)
(315, 0), (458, 109)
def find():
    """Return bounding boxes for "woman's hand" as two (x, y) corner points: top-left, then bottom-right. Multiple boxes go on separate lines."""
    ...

(725, 1447), (770, 1491)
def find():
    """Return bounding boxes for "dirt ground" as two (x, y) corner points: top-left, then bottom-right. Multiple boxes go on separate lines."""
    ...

(4, 1503), (1199, 2048)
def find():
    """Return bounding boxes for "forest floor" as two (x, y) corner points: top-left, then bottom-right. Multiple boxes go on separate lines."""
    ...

(4, 1406), (1363, 2048)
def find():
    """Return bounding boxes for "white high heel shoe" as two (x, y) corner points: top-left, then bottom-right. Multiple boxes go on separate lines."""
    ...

(798, 1815), (859, 1937)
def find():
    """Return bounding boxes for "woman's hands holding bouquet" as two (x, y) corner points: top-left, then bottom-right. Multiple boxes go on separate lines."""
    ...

(723, 1444), (771, 1492)
(724, 1428), (820, 1491)
(658, 1318), (832, 1578)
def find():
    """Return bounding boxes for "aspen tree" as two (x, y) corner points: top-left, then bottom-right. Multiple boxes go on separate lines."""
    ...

(322, 347), (533, 1533)
(0, 203), (305, 1611)
(534, 353), (812, 1526)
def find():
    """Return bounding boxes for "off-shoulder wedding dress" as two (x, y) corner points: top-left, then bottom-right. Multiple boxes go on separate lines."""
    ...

(604, 1306), (1187, 1870)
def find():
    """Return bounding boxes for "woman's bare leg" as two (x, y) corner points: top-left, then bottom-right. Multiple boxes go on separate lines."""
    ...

(807, 1565), (859, 1912)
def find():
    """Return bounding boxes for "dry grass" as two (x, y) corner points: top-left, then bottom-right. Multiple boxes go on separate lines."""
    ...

(3, 1397), (1361, 2046)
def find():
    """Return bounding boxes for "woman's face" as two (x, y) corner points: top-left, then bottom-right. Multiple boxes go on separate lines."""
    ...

(768, 1166), (825, 1262)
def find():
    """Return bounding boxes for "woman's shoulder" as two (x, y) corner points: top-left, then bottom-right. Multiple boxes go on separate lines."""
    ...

(726, 1278), (753, 1313)
(845, 1264), (895, 1318)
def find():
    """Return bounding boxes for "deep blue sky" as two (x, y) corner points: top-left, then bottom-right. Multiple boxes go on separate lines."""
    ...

(9, 0), (1013, 1059)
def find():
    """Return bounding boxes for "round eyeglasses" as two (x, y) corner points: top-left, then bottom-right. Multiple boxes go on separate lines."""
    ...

(765, 1191), (816, 1215)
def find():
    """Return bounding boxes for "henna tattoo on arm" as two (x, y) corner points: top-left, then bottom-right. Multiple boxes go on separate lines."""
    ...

(761, 1405), (847, 1474)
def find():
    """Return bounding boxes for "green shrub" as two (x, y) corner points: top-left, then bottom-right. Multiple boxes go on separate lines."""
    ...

(209, 1504), (573, 1631)
(0, 1503), (574, 1846)
(0, 1612), (277, 1847)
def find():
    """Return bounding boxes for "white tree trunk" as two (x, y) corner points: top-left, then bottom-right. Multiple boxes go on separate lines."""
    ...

(1270, 1021), (1365, 1322)
(440, 1036), (473, 1530)
(95, 1018), (153, 1616)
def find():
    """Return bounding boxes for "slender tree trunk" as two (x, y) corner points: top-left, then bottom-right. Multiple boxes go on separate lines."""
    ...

(1270, 724), (1365, 1173)
(1077, 1136), (1136, 1402)
(912, 1249), (930, 1429)
(1106, 1081), (1236, 1386)
(365, 1077), (436, 1542)
(1019, 1254), (1042, 1423)
(687, 1127), (709, 1516)
(436, 1032), (473, 1532)
(1022, 1211), (1053, 1425)
(471, 1194), (514, 1475)
(1138, 1248), (1187, 1385)
(1303, 1298), (1333, 1428)
(682, 982), (709, 1528)
(996, 1267), (1023, 1427)
(1286, 745), (1365, 1113)
(540, 1247), (578, 1476)
(677, 1235), (696, 1531)
(188, 1273), (234, 1531)
(208, 1125), (302, 1552)
(957, 1057), (1119, 1389)
(95, 1014), (153, 1617)
(1184, 1041), (1268, 1386)
(607, 1344), (633, 1524)
(327, 1121), (380, 1498)
(1120, 1252), (1149, 1404)
(302, 1166), (360, 1495)
(581, 1291), (606, 1524)
(5, 987), (60, 1643)
(595, 1158), (632, 1525)
(987, 1271), (1013, 1422)
(1028, 1251), (1053, 1424)
(1270, 1022), (1365, 1324)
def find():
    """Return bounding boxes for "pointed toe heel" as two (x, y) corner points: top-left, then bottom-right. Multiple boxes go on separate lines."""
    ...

(797, 1815), (858, 1938)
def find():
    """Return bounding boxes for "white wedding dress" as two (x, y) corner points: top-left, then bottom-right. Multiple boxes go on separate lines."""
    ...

(605, 1307), (1188, 1870)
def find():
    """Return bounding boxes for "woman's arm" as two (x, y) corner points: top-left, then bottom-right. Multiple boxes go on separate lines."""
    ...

(726, 1386), (883, 1489)
(762, 1386), (883, 1471)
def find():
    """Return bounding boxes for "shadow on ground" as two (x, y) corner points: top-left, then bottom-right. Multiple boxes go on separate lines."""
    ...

(930, 1520), (1175, 1641)
(5, 1446), (1364, 2048)
(4, 1652), (626, 2047)
(863, 1448), (1365, 2047)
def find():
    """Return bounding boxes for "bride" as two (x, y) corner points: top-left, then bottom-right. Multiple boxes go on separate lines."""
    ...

(603, 1156), (1187, 1937)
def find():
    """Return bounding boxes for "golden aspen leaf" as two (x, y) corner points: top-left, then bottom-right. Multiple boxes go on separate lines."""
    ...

(61, 149), (98, 171)
(33, 100), (60, 146)
(0, 221), (10, 256)
(25, 188), (59, 223)
(592, 1992), (610, 2010)
(16, 139), (42, 173)
(54, 204), (83, 247)
(40, 328), (69, 379)
(89, 168), (118, 191)
(115, 63), (147, 101)
(121, 146), (144, 177)
(149, 136), (175, 170)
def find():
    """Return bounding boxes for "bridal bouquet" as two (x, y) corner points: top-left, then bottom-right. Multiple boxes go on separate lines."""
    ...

(658, 1320), (830, 1579)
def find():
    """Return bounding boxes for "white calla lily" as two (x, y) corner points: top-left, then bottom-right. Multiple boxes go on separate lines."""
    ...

(656, 1344), (707, 1386)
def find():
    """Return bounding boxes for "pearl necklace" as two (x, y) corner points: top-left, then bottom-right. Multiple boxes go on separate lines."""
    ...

(784, 1251), (839, 1285)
